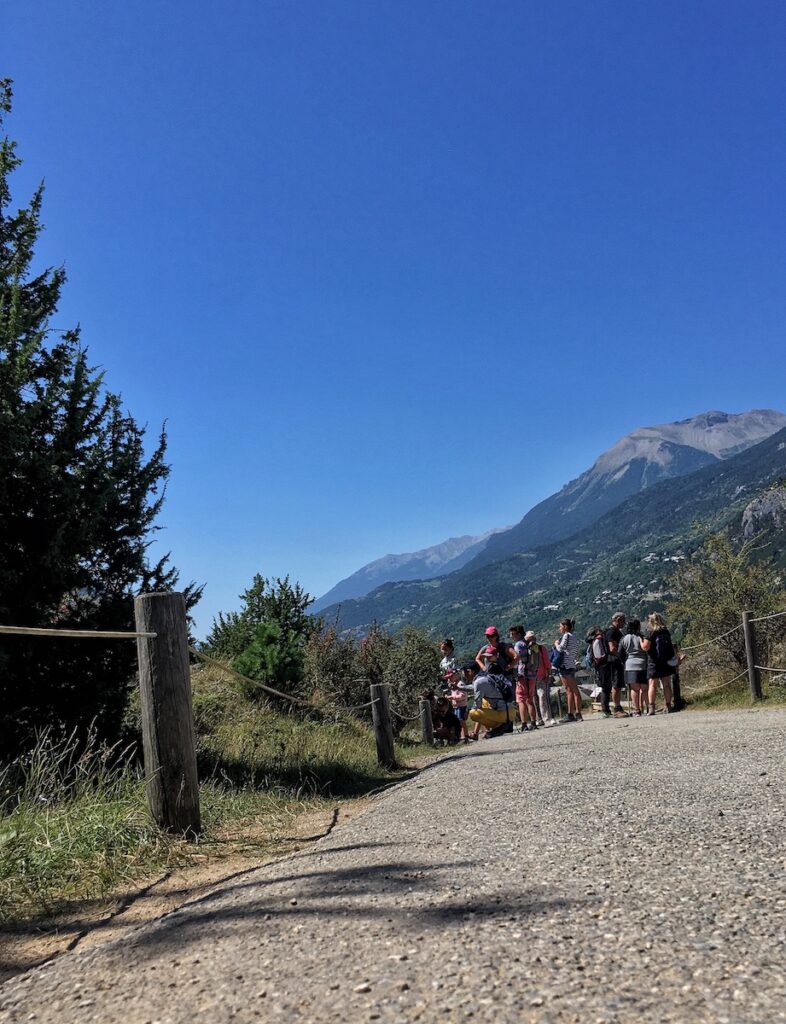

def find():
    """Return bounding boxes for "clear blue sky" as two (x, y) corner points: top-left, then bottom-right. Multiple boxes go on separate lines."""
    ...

(5, 1), (786, 635)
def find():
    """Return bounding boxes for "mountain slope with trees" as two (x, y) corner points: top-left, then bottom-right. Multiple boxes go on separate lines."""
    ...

(324, 424), (786, 651)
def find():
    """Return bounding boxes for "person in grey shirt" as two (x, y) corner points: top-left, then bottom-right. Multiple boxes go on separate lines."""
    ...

(619, 618), (647, 716)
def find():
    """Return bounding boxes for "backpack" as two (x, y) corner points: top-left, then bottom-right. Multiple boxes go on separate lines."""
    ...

(489, 673), (514, 704)
(591, 633), (609, 665)
(654, 630), (676, 666)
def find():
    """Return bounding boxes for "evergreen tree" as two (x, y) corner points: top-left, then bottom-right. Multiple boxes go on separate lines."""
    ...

(0, 80), (199, 754)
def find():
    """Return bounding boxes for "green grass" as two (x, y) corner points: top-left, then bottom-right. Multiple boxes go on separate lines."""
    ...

(0, 730), (181, 922)
(0, 665), (434, 924)
(682, 674), (786, 711)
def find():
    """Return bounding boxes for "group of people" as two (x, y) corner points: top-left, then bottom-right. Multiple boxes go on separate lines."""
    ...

(429, 612), (685, 743)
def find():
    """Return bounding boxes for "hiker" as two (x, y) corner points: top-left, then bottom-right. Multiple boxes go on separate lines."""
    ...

(588, 624), (616, 718)
(510, 625), (537, 731)
(475, 625), (516, 677)
(526, 629), (554, 727)
(422, 688), (460, 744)
(439, 638), (458, 680)
(605, 612), (628, 716)
(468, 650), (515, 738)
(444, 667), (472, 743)
(461, 663), (482, 740)
(640, 612), (676, 714)
(619, 618), (647, 716)
(553, 618), (583, 723)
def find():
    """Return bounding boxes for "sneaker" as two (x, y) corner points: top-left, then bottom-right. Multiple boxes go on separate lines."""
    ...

(664, 704), (673, 714)
(559, 714), (576, 725)
(647, 705), (656, 717)
(575, 714), (584, 722)
(517, 724), (527, 734)
(602, 711), (612, 718)
(536, 720), (545, 729)
(613, 709), (628, 719)
(544, 718), (556, 728)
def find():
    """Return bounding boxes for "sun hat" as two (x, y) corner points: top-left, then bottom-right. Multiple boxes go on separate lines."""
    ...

(524, 630), (536, 640)
(484, 625), (498, 636)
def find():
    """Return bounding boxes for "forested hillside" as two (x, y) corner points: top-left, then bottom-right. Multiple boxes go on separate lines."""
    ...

(326, 426), (786, 650)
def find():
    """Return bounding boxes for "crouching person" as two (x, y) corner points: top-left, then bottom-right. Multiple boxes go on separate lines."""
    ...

(468, 652), (514, 739)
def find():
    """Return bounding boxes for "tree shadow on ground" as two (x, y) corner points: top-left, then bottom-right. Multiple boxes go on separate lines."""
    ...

(113, 843), (587, 963)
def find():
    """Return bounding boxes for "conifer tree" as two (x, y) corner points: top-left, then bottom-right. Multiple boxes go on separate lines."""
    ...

(0, 80), (199, 754)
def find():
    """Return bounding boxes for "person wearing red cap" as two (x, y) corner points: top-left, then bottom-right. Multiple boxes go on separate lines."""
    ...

(474, 625), (516, 677)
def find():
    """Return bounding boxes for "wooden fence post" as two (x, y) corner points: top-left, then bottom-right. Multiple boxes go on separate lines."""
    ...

(742, 610), (762, 701)
(134, 592), (201, 838)
(419, 698), (434, 746)
(370, 682), (396, 769)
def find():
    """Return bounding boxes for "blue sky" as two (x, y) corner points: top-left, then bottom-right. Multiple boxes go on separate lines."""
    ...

(5, 0), (785, 635)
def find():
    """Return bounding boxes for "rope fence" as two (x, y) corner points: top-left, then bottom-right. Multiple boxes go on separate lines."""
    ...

(749, 609), (786, 624)
(0, 624), (156, 639)
(679, 623), (742, 652)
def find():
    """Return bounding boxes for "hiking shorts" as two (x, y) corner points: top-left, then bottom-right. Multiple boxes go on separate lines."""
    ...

(625, 669), (647, 686)
(516, 679), (536, 703)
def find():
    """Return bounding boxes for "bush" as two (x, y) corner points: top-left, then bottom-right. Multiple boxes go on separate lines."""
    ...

(232, 622), (305, 701)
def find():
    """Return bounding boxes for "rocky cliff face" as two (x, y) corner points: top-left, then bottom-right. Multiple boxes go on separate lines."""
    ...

(742, 483), (786, 539)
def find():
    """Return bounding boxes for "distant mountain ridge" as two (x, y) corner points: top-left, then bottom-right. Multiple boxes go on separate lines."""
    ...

(310, 527), (508, 614)
(325, 423), (786, 651)
(468, 409), (786, 570)
(314, 409), (786, 612)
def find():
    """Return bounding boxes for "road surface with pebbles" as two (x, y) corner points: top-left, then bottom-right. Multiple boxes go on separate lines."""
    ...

(3, 708), (785, 1023)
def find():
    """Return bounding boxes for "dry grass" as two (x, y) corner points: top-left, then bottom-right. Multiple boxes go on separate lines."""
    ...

(0, 664), (433, 924)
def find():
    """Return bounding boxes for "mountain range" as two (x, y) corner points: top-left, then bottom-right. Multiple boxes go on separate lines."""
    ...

(316, 409), (786, 649)
(310, 527), (508, 614)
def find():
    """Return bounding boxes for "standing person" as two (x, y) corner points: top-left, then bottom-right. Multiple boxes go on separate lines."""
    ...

(439, 639), (458, 680)
(475, 625), (516, 677)
(619, 619), (647, 716)
(445, 667), (471, 743)
(553, 618), (583, 723)
(605, 612), (628, 717)
(510, 625), (536, 732)
(526, 629), (555, 726)
(641, 612), (676, 715)
(588, 624), (614, 718)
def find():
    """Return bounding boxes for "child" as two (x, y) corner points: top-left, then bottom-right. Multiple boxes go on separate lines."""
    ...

(445, 668), (471, 743)
(439, 639), (458, 685)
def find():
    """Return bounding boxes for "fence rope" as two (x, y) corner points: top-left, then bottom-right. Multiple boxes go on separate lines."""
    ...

(679, 624), (743, 652)
(189, 646), (314, 707)
(0, 624), (157, 639)
(683, 667), (749, 697)
(749, 609), (786, 624)
(390, 707), (422, 722)
(190, 647), (392, 718)
(754, 665), (786, 675)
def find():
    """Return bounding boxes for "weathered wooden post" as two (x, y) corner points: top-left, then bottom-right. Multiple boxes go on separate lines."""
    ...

(134, 592), (201, 838)
(742, 610), (762, 701)
(419, 698), (434, 746)
(370, 682), (396, 769)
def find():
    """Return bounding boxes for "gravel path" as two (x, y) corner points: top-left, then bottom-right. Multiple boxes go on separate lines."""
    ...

(3, 709), (785, 1023)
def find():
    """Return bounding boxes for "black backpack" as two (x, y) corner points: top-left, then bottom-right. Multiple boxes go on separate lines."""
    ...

(654, 630), (676, 665)
(489, 673), (514, 704)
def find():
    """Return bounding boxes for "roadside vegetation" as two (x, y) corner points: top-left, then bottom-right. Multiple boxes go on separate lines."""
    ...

(0, 658), (435, 924)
